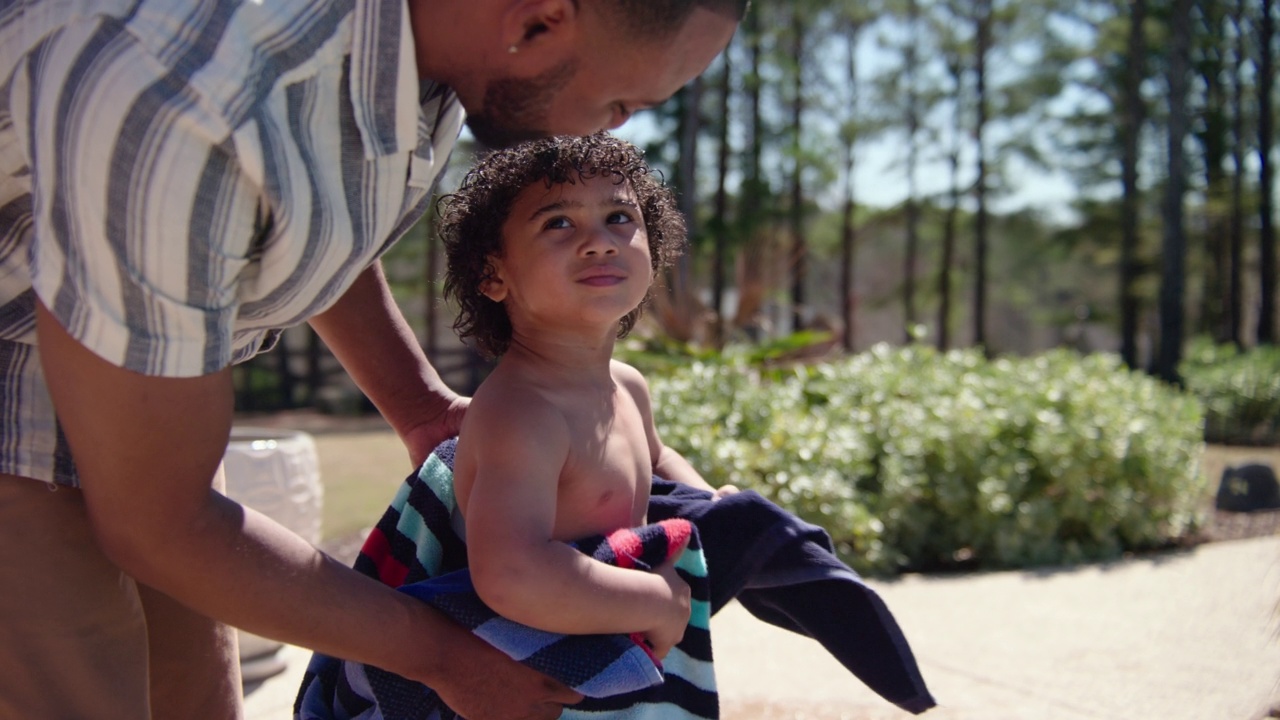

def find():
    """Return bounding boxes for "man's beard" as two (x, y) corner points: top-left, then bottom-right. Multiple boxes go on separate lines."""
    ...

(465, 59), (578, 149)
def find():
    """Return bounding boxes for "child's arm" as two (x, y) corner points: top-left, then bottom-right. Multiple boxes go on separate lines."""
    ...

(456, 391), (691, 658)
(612, 362), (738, 498)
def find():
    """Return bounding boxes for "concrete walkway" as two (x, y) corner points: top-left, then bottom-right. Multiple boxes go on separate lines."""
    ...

(245, 534), (1280, 720)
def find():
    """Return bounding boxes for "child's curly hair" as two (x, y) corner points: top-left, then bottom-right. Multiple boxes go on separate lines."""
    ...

(439, 133), (686, 358)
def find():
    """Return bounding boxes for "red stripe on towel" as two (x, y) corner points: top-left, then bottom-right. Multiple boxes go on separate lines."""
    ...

(607, 529), (643, 569)
(658, 519), (692, 560)
(363, 528), (410, 588)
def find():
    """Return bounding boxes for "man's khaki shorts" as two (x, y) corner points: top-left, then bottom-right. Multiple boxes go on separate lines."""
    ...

(0, 475), (242, 719)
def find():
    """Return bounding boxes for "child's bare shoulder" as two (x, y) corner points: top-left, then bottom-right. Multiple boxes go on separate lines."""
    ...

(609, 359), (651, 401)
(462, 370), (570, 457)
(609, 359), (646, 386)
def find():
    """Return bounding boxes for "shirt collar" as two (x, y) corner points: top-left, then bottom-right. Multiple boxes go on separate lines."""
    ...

(348, 0), (424, 158)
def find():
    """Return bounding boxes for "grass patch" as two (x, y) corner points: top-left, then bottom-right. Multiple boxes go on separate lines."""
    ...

(313, 430), (417, 542)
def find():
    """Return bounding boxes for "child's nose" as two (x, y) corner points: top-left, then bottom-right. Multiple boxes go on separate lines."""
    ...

(582, 229), (620, 256)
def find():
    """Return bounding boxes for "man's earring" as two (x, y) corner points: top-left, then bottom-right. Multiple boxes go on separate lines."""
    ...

(508, 44), (519, 54)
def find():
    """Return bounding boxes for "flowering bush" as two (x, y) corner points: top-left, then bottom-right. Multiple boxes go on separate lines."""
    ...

(649, 345), (1206, 576)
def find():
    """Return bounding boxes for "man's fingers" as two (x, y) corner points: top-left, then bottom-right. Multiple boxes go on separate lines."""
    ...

(534, 702), (565, 720)
(543, 677), (585, 705)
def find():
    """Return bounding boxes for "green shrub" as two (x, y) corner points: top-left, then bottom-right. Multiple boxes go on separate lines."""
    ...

(1180, 338), (1280, 445)
(649, 345), (1206, 576)
(617, 331), (834, 375)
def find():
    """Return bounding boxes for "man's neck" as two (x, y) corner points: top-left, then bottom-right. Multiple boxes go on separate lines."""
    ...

(406, 0), (513, 83)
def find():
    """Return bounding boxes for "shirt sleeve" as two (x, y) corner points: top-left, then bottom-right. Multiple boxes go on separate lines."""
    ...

(26, 16), (259, 378)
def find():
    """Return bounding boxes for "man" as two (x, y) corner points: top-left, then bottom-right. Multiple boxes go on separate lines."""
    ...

(0, 1), (742, 718)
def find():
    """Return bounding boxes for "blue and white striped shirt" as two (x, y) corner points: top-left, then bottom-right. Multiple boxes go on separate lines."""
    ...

(0, 0), (464, 484)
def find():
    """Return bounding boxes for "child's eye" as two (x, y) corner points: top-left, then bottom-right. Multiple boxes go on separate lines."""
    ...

(607, 211), (635, 225)
(543, 216), (571, 230)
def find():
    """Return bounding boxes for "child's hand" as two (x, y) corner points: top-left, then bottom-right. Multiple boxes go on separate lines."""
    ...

(712, 484), (740, 500)
(643, 538), (693, 659)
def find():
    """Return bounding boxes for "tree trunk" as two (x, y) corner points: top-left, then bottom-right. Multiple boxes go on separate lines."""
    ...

(1157, 0), (1192, 383)
(743, 8), (764, 237)
(664, 80), (704, 342)
(789, 7), (807, 332)
(841, 162), (857, 352)
(939, 51), (964, 352)
(1260, 0), (1277, 344)
(733, 9), (767, 332)
(1120, 0), (1147, 367)
(903, 0), (921, 341)
(840, 25), (860, 353)
(712, 53), (733, 347)
(972, 0), (992, 350)
(1230, 0), (1247, 348)
(1198, 0), (1230, 341)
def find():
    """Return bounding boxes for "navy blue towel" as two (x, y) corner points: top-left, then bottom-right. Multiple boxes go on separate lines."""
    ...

(649, 480), (936, 714)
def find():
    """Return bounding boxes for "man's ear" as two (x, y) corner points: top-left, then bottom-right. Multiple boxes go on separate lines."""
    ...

(502, 0), (579, 54)
(480, 256), (509, 302)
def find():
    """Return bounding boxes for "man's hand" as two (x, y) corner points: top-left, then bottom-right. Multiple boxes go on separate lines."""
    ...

(400, 393), (470, 469)
(429, 615), (584, 719)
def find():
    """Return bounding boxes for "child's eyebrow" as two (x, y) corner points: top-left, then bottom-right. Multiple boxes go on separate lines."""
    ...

(527, 195), (640, 221)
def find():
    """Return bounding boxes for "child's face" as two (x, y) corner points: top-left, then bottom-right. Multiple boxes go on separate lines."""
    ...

(484, 174), (652, 336)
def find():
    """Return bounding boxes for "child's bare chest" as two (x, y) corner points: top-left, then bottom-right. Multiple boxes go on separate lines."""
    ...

(552, 399), (652, 540)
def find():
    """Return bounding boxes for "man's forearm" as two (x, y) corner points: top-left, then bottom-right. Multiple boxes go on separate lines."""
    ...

(34, 299), (465, 684)
(120, 488), (467, 684)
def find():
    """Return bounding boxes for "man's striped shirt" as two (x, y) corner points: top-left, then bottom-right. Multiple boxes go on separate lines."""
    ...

(0, 0), (464, 484)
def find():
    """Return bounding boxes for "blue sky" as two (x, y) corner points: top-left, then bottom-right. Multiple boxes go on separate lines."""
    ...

(606, 114), (1083, 226)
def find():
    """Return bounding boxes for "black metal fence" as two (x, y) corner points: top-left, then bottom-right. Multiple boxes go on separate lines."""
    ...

(232, 327), (493, 415)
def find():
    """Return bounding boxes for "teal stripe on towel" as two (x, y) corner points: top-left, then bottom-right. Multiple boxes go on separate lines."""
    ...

(395, 498), (443, 578)
(675, 545), (711, 632)
(562, 699), (711, 720)
(417, 453), (457, 513)
(664, 645), (716, 694)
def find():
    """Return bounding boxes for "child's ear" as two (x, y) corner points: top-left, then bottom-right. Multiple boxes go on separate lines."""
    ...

(480, 256), (508, 302)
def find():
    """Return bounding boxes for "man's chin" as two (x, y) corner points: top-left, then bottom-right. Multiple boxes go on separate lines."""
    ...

(464, 116), (550, 151)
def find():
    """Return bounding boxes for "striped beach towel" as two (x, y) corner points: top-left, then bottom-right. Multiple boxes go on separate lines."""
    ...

(295, 439), (717, 720)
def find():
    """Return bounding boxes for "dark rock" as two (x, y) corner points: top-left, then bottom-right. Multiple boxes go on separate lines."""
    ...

(1216, 463), (1280, 513)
